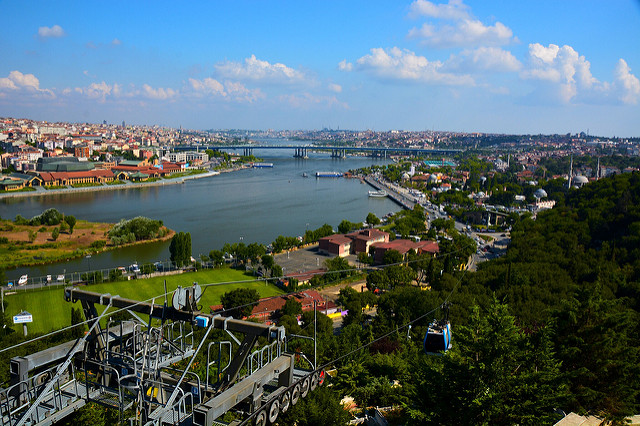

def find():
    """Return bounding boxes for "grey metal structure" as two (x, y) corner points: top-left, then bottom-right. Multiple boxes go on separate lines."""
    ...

(0, 286), (325, 426)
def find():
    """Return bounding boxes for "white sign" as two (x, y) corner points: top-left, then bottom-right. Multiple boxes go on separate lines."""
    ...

(13, 313), (33, 324)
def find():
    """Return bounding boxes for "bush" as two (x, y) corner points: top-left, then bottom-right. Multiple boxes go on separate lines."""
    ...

(90, 240), (107, 249)
(29, 208), (64, 226)
(109, 217), (165, 242)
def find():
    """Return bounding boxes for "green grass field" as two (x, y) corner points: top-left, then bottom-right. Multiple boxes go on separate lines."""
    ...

(3, 268), (283, 335)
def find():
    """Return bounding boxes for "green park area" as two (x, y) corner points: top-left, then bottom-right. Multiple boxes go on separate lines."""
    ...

(2, 267), (283, 335)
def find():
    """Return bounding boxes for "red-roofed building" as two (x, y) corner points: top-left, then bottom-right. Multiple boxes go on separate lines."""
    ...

(372, 239), (439, 264)
(210, 290), (331, 324)
(318, 234), (353, 257)
(37, 169), (115, 186)
(347, 228), (390, 254)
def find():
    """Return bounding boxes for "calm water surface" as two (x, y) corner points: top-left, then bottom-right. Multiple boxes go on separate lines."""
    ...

(1, 141), (401, 280)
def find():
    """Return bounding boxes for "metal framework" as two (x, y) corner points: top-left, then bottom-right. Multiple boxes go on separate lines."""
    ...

(0, 286), (324, 426)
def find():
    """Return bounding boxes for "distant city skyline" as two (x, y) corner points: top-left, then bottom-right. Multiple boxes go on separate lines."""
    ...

(1, 0), (639, 137)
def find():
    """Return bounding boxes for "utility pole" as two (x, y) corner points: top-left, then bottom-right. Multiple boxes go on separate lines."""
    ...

(314, 300), (317, 369)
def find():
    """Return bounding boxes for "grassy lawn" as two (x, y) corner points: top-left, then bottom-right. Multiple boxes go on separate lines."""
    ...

(3, 267), (283, 335)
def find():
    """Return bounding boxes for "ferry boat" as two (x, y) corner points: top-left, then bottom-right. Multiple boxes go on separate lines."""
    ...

(252, 163), (274, 168)
(368, 190), (387, 198)
(18, 275), (28, 286)
(316, 171), (343, 178)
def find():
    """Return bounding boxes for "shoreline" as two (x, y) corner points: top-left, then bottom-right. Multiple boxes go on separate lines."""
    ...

(0, 167), (247, 200)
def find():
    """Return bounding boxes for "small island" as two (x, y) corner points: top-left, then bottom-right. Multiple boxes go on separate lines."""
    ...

(0, 208), (173, 269)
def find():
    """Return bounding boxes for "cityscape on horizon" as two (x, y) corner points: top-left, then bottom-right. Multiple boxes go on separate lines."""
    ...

(1, 0), (640, 137)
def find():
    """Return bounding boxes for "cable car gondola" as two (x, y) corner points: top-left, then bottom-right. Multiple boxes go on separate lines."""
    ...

(423, 320), (452, 355)
(423, 303), (452, 355)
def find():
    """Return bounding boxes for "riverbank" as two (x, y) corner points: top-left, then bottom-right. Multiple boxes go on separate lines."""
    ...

(0, 169), (227, 200)
(0, 218), (175, 270)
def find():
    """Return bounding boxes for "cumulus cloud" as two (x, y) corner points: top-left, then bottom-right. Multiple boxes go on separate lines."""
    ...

(0, 70), (54, 97)
(614, 59), (640, 105)
(37, 25), (65, 38)
(355, 47), (474, 86)
(409, 0), (470, 20)
(407, 0), (515, 48)
(188, 77), (264, 102)
(409, 19), (513, 48)
(520, 43), (640, 105)
(446, 46), (521, 73)
(521, 43), (599, 102)
(142, 84), (178, 100)
(215, 55), (305, 84)
(338, 60), (353, 72)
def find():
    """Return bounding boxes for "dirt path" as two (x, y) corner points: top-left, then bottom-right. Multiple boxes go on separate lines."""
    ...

(318, 279), (368, 302)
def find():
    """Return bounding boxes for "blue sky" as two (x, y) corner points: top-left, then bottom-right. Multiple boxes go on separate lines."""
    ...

(1, 0), (639, 136)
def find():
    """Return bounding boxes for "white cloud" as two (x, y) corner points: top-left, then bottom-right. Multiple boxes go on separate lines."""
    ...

(520, 43), (640, 105)
(614, 59), (640, 105)
(215, 55), (305, 84)
(328, 83), (342, 93)
(188, 77), (264, 102)
(521, 43), (598, 102)
(338, 60), (353, 72)
(142, 84), (178, 100)
(407, 0), (515, 48)
(446, 47), (521, 73)
(409, 19), (514, 48)
(355, 47), (474, 85)
(37, 25), (65, 38)
(409, 0), (470, 20)
(0, 70), (54, 98)
(111, 38), (122, 46)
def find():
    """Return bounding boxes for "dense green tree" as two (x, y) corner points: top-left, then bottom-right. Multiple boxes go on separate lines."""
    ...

(64, 215), (76, 234)
(366, 212), (380, 226)
(169, 232), (192, 267)
(280, 298), (302, 317)
(275, 386), (350, 426)
(382, 249), (403, 265)
(414, 301), (566, 425)
(552, 283), (640, 421)
(338, 219), (360, 234)
(220, 288), (260, 318)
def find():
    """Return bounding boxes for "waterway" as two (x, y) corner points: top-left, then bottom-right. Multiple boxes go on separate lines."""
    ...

(1, 139), (401, 281)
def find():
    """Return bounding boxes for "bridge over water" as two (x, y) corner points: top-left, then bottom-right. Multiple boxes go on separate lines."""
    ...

(175, 144), (462, 158)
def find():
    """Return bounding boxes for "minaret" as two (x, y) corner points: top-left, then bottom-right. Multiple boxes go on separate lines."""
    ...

(568, 156), (573, 188)
(596, 157), (600, 180)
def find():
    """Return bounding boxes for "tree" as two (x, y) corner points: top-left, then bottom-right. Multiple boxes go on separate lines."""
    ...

(338, 219), (359, 234)
(261, 254), (274, 271)
(70, 307), (85, 339)
(28, 230), (37, 243)
(553, 283), (640, 421)
(64, 215), (76, 234)
(414, 300), (567, 425)
(276, 386), (350, 426)
(366, 212), (381, 226)
(280, 298), (302, 317)
(209, 249), (224, 267)
(220, 288), (260, 318)
(382, 249), (403, 265)
(169, 232), (192, 267)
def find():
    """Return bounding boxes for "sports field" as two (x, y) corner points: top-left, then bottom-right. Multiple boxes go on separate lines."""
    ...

(2, 268), (283, 335)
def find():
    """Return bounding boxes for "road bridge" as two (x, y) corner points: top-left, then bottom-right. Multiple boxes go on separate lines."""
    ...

(174, 144), (463, 158)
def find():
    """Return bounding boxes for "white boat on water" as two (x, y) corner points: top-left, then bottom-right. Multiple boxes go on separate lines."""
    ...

(369, 190), (387, 198)
(18, 275), (28, 286)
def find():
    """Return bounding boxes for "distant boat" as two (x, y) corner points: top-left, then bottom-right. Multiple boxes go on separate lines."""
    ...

(316, 171), (343, 178)
(302, 172), (309, 178)
(368, 190), (387, 198)
(252, 163), (273, 168)
(18, 275), (28, 286)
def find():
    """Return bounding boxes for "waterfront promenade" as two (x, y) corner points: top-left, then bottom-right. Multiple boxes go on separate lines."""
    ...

(364, 175), (416, 209)
(0, 169), (224, 200)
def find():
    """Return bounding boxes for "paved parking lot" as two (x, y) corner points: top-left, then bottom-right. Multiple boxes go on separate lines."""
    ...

(274, 244), (335, 275)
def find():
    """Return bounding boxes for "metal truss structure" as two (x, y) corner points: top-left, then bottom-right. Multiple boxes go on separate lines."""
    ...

(1, 285), (325, 426)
